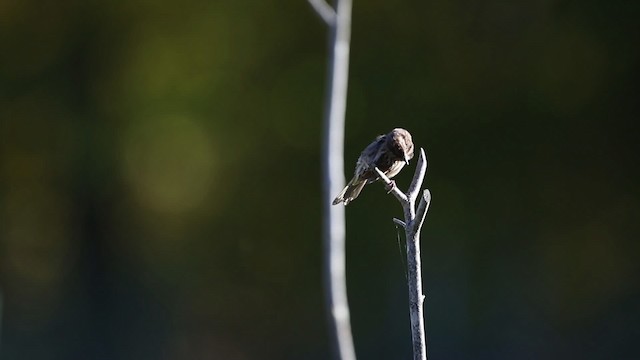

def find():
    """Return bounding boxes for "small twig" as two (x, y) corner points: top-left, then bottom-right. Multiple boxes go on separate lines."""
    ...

(308, 0), (337, 26)
(407, 149), (428, 203)
(374, 167), (408, 204)
(393, 218), (407, 228)
(414, 190), (431, 235)
(377, 148), (431, 360)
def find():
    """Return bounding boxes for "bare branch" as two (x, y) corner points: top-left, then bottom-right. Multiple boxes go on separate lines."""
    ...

(308, 0), (337, 26)
(374, 167), (409, 204)
(407, 148), (427, 203)
(379, 147), (431, 360)
(393, 218), (407, 228)
(317, 0), (355, 359)
(406, 227), (426, 360)
(414, 189), (431, 235)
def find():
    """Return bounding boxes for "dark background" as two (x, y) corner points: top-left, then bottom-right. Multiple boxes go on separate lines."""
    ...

(1, 0), (639, 359)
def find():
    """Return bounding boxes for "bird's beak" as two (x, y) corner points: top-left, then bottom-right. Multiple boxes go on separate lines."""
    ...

(404, 154), (410, 166)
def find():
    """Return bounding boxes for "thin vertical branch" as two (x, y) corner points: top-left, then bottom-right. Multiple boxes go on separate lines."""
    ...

(311, 0), (356, 359)
(308, 0), (337, 25)
(376, 148), (431, 360)
(405, 213), (427, 360)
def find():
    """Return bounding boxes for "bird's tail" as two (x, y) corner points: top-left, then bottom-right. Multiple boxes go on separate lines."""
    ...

(332, 177), (367, 205)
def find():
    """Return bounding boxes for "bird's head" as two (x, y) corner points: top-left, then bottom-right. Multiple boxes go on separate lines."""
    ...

(387, 128), (414, 165)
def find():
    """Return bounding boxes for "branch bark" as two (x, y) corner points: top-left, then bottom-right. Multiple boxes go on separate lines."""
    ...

(375, 148), (431, 360)
(307, 0), (337, 25)
(311, 0), (356, 360)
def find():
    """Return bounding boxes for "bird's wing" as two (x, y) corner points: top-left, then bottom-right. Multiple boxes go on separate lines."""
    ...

(354, 135), (384, 173)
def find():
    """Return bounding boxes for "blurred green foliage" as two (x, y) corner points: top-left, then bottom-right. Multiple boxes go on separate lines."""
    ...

(1, 0), (639, 359)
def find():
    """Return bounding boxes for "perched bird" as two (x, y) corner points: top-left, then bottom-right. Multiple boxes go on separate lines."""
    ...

(333, 128), (414, 205)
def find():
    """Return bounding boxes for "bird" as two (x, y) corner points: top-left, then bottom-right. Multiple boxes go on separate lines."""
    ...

(333, 128), (414, 205)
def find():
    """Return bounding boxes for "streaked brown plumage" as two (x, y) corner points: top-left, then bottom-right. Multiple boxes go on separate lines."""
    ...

(333, 128), (414, 205)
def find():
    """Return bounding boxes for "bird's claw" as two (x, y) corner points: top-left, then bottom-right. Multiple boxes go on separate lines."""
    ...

(385, 180), (397, 193)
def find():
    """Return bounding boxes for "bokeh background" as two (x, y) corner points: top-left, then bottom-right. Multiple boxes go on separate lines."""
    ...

(1, 0), (639, 359)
